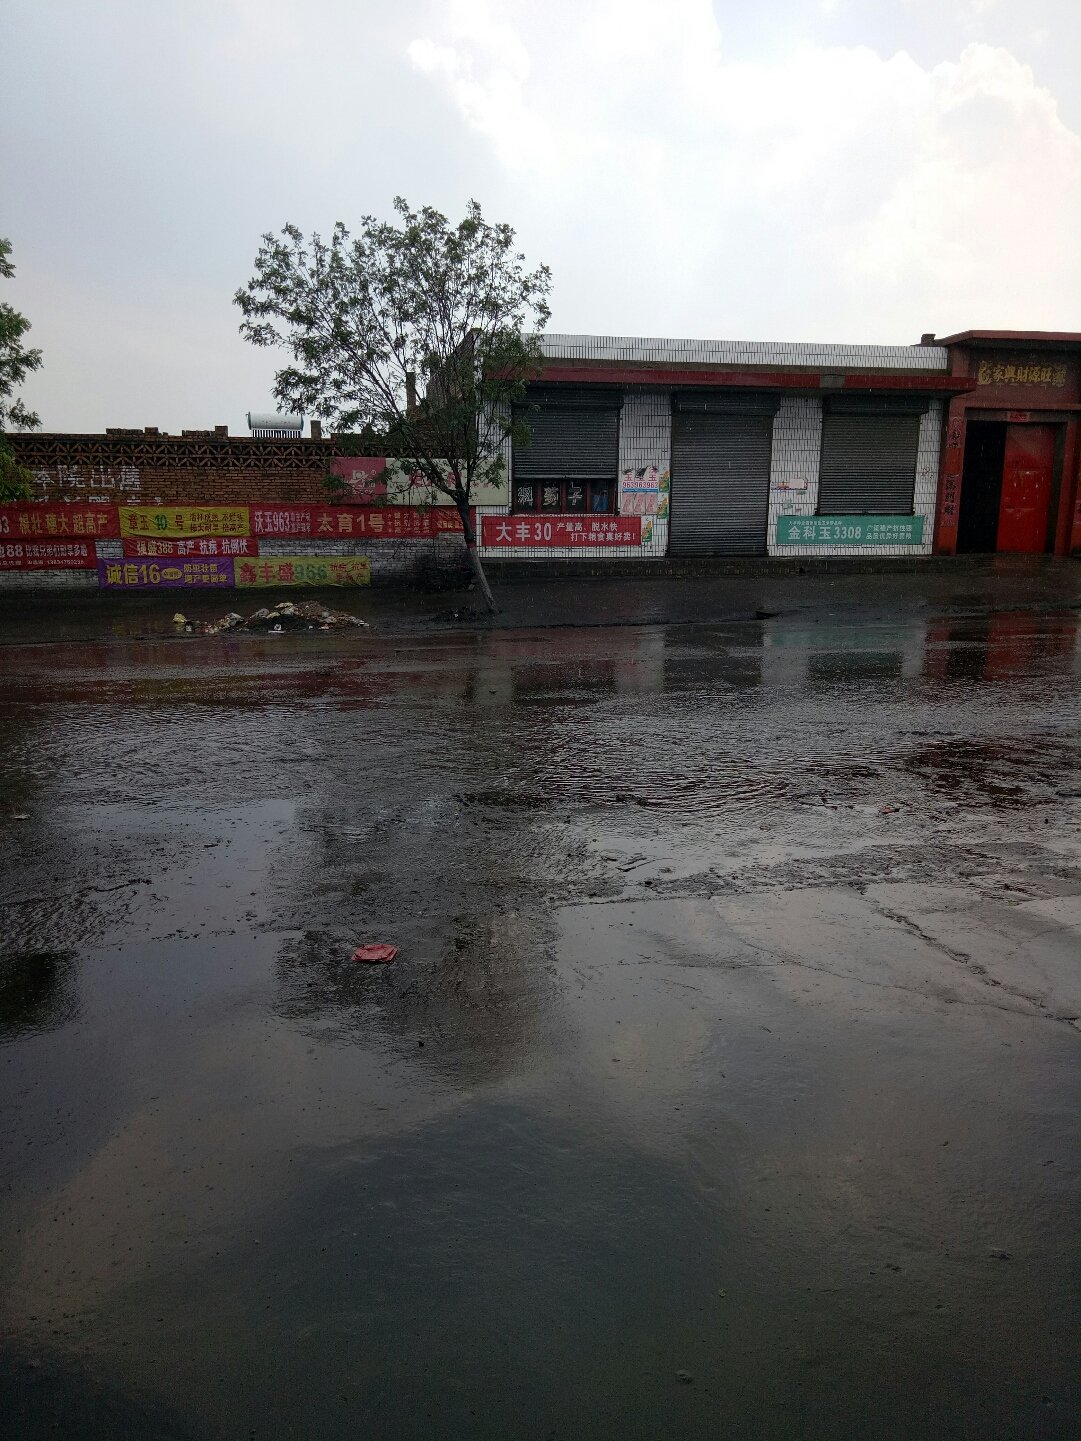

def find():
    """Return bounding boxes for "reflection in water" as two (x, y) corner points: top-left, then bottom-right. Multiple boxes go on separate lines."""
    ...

(0, 950), (79, 1040)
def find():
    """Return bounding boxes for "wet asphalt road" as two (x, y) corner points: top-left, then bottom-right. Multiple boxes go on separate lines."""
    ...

(2, 564), (1081, 1439)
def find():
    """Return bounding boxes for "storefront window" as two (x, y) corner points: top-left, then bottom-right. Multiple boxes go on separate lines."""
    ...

(512, 480), (615, 513)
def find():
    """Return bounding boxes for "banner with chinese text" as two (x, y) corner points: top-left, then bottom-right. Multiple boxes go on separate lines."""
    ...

(775, 515), (925, 545)
(481, 515), (642, 548)
(122, 536), (258, 558)
(250, 505), (471, 539)
(98, 558), (236, 589)
(118, 506), (250, 538)
(234, 556), (371, 587)
(1, 540), (98, 570)
(0, 503), (119, 539)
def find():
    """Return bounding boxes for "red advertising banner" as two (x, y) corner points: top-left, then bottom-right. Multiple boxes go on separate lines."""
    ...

(329, 456), (389, 502)
(251, 505), (472, 539)
(0, 503), (119, 539)
(122, 536), (259, 558)
(481, 514), (642, 547)
(0, 539), (98, 570)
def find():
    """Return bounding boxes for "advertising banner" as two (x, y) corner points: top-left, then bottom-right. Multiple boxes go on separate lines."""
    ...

(0, 503), (119, 539)
(250, 505), (471, 539)
(118, 506), (250, 538)
(98, 558), (236, 589)
(481, 515), (642, 548)
(775, 515), (925, 546)
(0, 539), (98, 570)
(122, 536), (259, 558)
(234, 556), (371, 587)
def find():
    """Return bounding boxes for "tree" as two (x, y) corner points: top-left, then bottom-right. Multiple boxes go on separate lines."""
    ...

(235, 198), (551, 610)
(0, 237), (43, 502)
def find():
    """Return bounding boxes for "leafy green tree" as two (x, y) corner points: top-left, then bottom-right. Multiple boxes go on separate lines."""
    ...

(235, 198), (551, 610)
(0, 237), (43, 502)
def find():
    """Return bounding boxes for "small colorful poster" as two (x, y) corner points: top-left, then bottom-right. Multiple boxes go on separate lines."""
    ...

(0, 503), (119, 539)
(481, 515), (642, 548)
(0, 539), (97, 570)
(122, 536), (259, 558)
(98, 558), (235, 589)
(619, 466), (670, 517)
(329, 456), (388, 502)
(234, 556), (371, 587)
(118, 506), (250, 538)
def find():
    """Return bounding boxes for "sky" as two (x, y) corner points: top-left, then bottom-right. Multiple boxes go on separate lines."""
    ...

(3, 0), (1081, 433)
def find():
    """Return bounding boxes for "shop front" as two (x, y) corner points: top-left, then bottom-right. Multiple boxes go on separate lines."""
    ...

(932, 332), (1081, 557)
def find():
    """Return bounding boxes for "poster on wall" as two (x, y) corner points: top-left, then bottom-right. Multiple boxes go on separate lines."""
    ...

(1, 540), (97, 570)
(0, 503), (119, 539)
(481, 515), (642, 548)
(122, 537), (258, 558)
(619, 466), (669, 517)
(118, 506), (250, 538)
(776, 515), (925, 545)
(329, 456), (388, 502)
(98, 558), (235, 589)
(234, 556), (371, 587)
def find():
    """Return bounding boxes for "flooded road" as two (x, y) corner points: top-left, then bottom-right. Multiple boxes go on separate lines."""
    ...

(3, 576), (1081, 1438)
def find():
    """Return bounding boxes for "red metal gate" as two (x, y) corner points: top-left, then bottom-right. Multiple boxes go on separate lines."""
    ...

(997, 424), (1056, 552)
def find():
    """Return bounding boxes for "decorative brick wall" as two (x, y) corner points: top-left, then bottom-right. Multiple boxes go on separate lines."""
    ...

(9, 432), (336, 507)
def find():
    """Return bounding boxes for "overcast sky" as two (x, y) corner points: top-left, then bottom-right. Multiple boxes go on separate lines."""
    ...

(4, 0), (1081, 433)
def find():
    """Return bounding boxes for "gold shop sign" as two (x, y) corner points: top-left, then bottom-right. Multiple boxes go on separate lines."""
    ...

(976, 361), (1068, 387)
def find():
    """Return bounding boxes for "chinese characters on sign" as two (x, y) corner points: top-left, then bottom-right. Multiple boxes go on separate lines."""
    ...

(234, 556), (371, 587)
(97, 558), (236, 589)
(122, 537), (258, 558)
(481, 515), (642, 547)
(0, 504), (119, 539)
(250, 505), (470, 538)
(0, 541), (97, 570)
(776, 515), (925, 545)
(976, 361), (1069, 386)
(118, 506), (250, 538)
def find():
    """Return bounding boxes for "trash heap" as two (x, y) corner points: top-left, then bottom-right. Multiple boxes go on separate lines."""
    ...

(172, 600), (370, 635)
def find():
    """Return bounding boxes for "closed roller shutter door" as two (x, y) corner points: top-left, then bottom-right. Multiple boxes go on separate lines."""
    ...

(818, 399), (925, 515)
(669, 395), (776, 555)
(513, 387), (621, 480)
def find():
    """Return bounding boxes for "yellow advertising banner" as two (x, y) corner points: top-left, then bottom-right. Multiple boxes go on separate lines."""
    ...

(233, 556), (371, 587)
(119, 505), (251, 538)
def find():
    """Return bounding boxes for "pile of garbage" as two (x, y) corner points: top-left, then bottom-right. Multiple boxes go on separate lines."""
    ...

(172, 600), (370, 635)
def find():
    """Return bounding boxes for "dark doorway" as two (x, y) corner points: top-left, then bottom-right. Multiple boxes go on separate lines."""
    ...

(956, 421), (1005, 553)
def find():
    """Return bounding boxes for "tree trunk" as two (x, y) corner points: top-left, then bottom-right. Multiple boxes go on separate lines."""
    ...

(458, 499), (496, 613)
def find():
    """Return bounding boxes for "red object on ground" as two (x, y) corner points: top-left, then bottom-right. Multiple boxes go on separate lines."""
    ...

(351, 944), (399, 963)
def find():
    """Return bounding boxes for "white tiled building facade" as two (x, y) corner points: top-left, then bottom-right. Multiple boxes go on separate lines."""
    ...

(479, 333), (952, 561)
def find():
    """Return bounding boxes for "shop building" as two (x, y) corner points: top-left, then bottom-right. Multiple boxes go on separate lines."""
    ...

(930, 331), (1081, 556)
(477, 334), (971, 561)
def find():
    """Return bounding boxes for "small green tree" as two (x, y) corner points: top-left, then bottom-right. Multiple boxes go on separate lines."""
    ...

(235, 198), (551, 610)
(0, 237), (43, 502)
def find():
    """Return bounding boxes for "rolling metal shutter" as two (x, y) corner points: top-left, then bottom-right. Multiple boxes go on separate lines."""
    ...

(818, 397), (926, 515)
(513, 386), (622, 480)
(669, 392), (778, 555)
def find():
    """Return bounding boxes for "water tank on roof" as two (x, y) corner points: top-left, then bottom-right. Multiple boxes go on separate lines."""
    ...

(247, 411), (304, 437)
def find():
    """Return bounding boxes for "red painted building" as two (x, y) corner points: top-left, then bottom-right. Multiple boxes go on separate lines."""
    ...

(931, 331), (1081, 557)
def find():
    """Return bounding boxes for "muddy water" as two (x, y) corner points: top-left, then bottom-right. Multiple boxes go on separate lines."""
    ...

(2, 598), (1081, 1439)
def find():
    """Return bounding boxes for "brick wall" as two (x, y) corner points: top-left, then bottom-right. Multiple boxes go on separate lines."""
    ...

(9, 432), (337, 507)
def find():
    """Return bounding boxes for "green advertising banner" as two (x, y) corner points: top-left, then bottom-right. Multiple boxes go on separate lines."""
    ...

(776, 515), (925, 546)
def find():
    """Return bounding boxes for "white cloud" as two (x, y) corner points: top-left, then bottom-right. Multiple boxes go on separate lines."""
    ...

(407, 0), (1081, 339)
